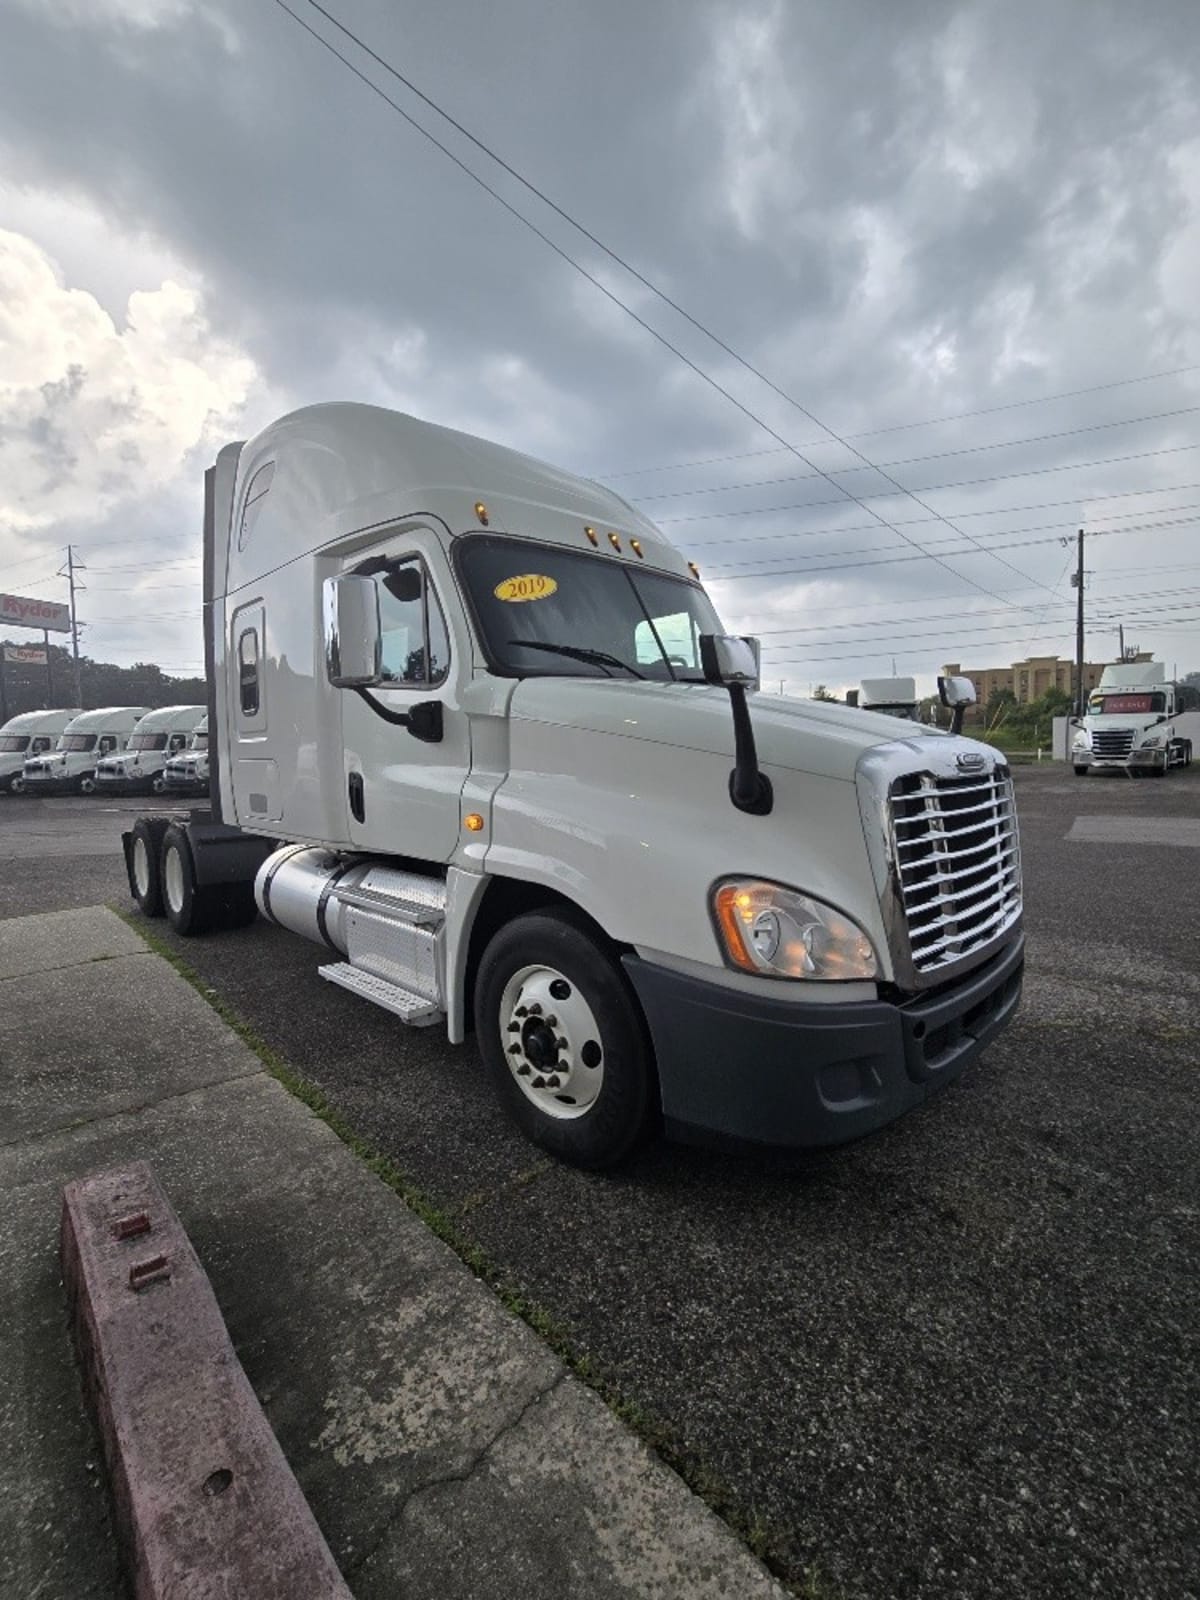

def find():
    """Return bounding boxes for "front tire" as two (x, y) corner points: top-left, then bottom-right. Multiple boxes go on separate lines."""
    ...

(1072, 765), (1088, 776)
(7, 774), (25, 795)
(474, 909), (654, 1169)
(78, 773), (97, 795)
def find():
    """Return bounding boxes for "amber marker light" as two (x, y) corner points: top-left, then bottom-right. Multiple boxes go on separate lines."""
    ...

(474, 501), (490, 525)
(630, 538), (644, 559)
(584, 525), (598, 545)
(713, 884), (756, 972)
(464, 813), (485, 832)
(688, 561), (701, 579)
(608, 532), (622, 551)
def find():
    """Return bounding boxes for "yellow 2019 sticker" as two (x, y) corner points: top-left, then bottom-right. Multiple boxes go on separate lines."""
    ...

(494, 574), (559, 603)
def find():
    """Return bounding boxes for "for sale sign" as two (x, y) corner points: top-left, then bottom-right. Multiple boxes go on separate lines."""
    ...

(3, 645), (48, 665)
(0, 593), (70, 632)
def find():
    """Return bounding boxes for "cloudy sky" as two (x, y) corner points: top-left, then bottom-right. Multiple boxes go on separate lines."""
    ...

(1, 0), (1198, 696)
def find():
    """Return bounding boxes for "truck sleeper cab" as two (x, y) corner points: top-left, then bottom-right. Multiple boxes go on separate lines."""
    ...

(24, 706), (150, 795)
(124, 404), (1024, 1168)
(95, 705), (206, 795)
(0, 708), (81, 793)
(1072, 663), (1196, 775)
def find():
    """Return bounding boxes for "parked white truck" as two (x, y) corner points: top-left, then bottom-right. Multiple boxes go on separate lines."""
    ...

(162, 714), (210, 795)
(1071, 662), (1197, 776)
(122, 404), (1024, 1166)
(850, 677), (921, 721)
(94, 705), (206, 795)
(23, 706), (150, 794)
(0, 708), (81, 793)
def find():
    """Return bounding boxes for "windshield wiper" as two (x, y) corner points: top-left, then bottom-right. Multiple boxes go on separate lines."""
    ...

(507, 640), (647, 679)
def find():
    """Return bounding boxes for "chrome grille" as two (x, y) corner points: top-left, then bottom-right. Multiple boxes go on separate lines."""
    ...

(1090, 727), (1135, 759)
(889, 768), (1021, 974)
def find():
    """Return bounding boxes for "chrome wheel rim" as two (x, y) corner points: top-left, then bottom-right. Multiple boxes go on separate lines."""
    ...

(164, 846), (185, 915)
(498, 964), (604, 1120)
(9, 776), (23, 795)
(133, 836), (151, 898)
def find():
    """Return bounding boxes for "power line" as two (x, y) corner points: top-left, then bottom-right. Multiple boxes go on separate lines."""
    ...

(597, 363), (1200, 478)
(659, 443), (1200, 525)
(633, 407), (1200, 503)
(270, 0), (1048, 609)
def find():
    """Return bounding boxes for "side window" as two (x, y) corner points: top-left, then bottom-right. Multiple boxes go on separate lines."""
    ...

(237, 462), (275, 552)
(239, 629), (260, 714)
(169, 733), (188, 753)
(364, 557), (450, 688)
(98, 735), (117, 756)
(31, 737), (49, 753)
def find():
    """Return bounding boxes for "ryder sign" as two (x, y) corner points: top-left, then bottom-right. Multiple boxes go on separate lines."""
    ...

(0, 592), (71, 632)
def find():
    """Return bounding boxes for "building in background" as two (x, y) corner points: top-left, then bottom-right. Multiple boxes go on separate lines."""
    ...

(941, 653), (1154, 722)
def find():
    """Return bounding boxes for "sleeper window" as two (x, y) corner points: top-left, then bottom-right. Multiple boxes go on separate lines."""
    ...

(239, 629), (260, 715)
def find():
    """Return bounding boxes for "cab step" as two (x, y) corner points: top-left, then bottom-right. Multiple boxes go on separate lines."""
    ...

(318, 962), (443, 1026)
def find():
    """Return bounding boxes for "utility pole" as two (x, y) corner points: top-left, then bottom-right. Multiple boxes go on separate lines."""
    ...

(43, 629), (53, 707)
(60, 545), (86, 708)
(1071, 527), (1085, 717)
(1118, 622), (1125, 664)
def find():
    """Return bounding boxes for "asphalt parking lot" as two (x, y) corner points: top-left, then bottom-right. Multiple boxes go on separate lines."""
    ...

(3, 766), (1197, 1600)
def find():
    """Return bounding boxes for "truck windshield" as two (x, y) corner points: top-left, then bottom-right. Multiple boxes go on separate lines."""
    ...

(59, 734), (98, 752)
(0, 735), (29, 753)
(1088, 693), (1165, 715)
(128, 733), (169, 751)
(457, 536), (724, 681)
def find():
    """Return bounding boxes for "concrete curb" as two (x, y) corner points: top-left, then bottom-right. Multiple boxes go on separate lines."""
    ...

(61, 1159), (351, 1600)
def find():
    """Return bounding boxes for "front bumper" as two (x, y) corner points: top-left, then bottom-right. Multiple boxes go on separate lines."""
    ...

(1074, 748), (1166, 770)
(623, 934), (1024, 1151)
(95, 773), (157, 794)
(21, 773), (78, 795)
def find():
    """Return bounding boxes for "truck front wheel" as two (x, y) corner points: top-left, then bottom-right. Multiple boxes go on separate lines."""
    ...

(474, 909), (655, 1169)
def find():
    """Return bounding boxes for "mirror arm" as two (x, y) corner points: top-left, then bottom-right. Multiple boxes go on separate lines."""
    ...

(727, 684), (773, 816)
(951, 704), (967, 736)
(353, 690), (444, 743)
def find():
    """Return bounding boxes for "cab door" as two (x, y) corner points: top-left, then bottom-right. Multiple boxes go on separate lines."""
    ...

(339, 533), (471, 863)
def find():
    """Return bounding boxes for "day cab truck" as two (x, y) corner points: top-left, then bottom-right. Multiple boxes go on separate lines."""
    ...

(162, 715), (210, 795)
(0, 708), (81, 794)
(123, 403), (1024, 1168)
(94, 705), (206, 795)
(1071, 662), (1197, 776)
(23, 706), (149, 795)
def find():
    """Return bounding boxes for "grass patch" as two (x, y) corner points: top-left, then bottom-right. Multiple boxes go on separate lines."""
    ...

(115, 905), (830, 1596)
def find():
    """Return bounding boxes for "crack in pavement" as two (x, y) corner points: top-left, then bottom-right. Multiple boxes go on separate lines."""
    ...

(0, 1065), (266, 1151)
(345, 1370), (570, 1580)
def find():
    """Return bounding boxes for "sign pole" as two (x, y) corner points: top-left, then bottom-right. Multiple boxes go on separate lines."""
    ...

(0, 648), (7, 727)
(43, 629), (54, 707)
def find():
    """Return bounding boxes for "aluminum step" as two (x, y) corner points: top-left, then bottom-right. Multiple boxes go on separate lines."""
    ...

(329, 883), (444, 928)
(318, 962), (443, 1027)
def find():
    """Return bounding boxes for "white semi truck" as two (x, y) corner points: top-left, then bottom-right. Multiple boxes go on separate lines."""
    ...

(162, 714), (210, 795)
(122, 404), (1024, 1167)
(0, 708), (81, 793)
(23, 706), (150, 794)
(849, 677), (921, 721)
(94, 705), (206, 795)
(1071, 662), (1197, 776)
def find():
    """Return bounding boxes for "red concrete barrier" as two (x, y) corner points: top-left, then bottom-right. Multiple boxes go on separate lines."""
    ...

(61, 1161), (352, 1599)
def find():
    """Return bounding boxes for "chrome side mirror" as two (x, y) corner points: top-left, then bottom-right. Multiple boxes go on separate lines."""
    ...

(323, 575), (382, 688)
(699, 633), (761, 691)
(937, 674), (977, 709)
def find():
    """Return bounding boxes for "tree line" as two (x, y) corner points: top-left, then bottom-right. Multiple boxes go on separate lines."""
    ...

(0, 636), (206, 722)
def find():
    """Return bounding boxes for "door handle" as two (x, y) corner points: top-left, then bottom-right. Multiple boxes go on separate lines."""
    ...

(348, 771), (365, 823)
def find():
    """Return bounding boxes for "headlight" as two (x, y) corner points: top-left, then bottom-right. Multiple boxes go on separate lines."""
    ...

(1140, 735), (1164, 749)
(712, 880), (878, 981)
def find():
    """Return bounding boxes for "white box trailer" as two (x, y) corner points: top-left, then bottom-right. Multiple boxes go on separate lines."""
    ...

(23, 706), (150, 795)
(856, 677), (920, 721)
(122, 404), (1024, 1167)
(162, 714), (210, 795)
(0, 708), (81, 794)
(94, 705), (206, 795)
(1070, 662), (1198, 775)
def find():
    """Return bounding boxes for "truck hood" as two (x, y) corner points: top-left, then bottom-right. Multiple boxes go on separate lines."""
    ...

(508, 678), (954, 784)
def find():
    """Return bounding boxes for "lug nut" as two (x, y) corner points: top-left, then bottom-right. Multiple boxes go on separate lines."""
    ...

(531, 1076), (546, 1090)
(556, 1037), (568, 1050)
(515, 1006), (528, 1018)
(528, 1003), (543, 1016)
(516, 1064), (531, 1077)
(546, 1075), (561, 1089)
(507, 1021), (520, 1033)
(544, 1014), (557, 1028)
(508, 1044), (522, 1055)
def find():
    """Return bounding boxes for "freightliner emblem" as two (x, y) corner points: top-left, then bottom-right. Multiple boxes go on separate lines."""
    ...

(955, 752), (987, 772)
